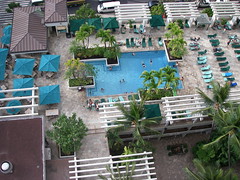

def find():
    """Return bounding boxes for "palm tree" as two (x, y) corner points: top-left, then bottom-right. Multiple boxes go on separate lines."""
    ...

(75, 24), (95, 48)
(108, 34), (116, 48)
(153, 69), (164, 86)
(162, 65), (177, 75)
(140, 71), (155, 84)
(163, 73), (179, 89)
(96, 29), (111, 48)
(184, 159), (238, 180)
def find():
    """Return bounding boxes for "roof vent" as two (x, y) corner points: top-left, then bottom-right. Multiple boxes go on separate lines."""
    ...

(1, 161), (13, 174)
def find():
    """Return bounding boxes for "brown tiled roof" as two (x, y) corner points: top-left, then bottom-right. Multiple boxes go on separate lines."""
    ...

(10, 6), (47, 54)
(0, 117), (44, 180)
(45, 0), (67, 23)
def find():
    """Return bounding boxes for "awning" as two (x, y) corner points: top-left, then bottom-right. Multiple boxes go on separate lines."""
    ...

(88, 18), (102, 30)
(103, 17), (119, 30)
(150, 15), (165, 27)
(69, 19), (86, 34)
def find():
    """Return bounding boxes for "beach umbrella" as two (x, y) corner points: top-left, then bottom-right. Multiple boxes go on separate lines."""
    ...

(13, 78), (34, 97)
(13, 58), (35, 75)
(1, 34), (11, 45)
(39, 85), (60, 105)
(39, 55), (60, 72)
(3, 25), (12, 35)
(150, 15), (165, 27)
(88, 18), (102, 30)
(6, 100), (21, 114)
(0, 48), (8, 80)
(103, 17), (119, 30)
(0, 88), (6, 99)
(69, 19), (86, 34)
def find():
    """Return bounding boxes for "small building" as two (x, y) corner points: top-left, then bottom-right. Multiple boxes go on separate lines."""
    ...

(0, 117), (45, 180)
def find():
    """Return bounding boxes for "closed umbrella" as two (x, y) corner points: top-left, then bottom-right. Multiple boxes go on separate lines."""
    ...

(3, 25), (12, 35)
(39, 85), (60, 105)
(6, 100), (21, 114)
(1, 34), (11, 45)
(39, 55), (60, 72)
(88, 18), (102, 30)
(150, 15), (165, 27)
(103, 17), (119, 30)
(69, 19), (86, 34)
(13, 78), (34, 97)
(13, 58), (35, 75)
(0, 48), (8, 80)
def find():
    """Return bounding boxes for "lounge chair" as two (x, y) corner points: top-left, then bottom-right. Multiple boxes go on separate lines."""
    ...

(142, 38), (146, 48)
(197, 56), (207, 60)
(202, 70), (212, 75)
(158, 37), (163, 46)
(231, 82), (237, 87)
(108, 97), (114, 107)
(198, 59), (207, 65)
(185, 19), (190, 28)
(222, 72), (233, 77)
(237, 57), (240, 61)
(220, 66), (230, 72)
(148, 38), (153, 47)
(209, 39), (219, 43)
(207, 85), (213, 89)
(190, 45), (200, 51)
(126, 39), (130, 48)
(201, 65), (210, 71)
(211, 42), (220, 47)
(232, 44), (240, 48)
(100, 98), (106, 103)
(207, 33), (217, 38)
(133, 25), (139, 34)
(214, 51), (224, 56)
(236, 54), (240, 58)
(228, 35), (237, 39)
(224, 77), (235, 82)
(204, 78), (214, 83)
(218, 61), (229, 67)
(189, 42), (199, 47)
(130, 38), (135, 47)
(216, 57), (226, 61)
(139, 24), (145, 33)
(118, 96), (125, 102)
(198, 50), (207, 56)
(202, 74), (212, 79)
(234, 50), (240, 54)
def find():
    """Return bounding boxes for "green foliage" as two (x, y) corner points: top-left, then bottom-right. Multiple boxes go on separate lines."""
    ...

(127, 20), (135, 28)
(184, 159), (238, 180)
(176, 19), (184, 29)
(46, 113), (88, 154)
(150, 4), (165, 15)
(69, 4), (100, 20)
(69, 77), (94, 87)
(75, 24), (95, 49)
(220, 18), (228, 26)
(5, 2), (21, 13)
(107, 129), (124, 151)
(139, 88), (173, 100)
(202, 8), (213, 17)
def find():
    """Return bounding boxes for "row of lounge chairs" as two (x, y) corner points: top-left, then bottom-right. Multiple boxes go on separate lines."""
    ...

(126, 37), (163, 48)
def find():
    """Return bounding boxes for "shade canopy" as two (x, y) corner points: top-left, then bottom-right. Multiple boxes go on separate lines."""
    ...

(103, 17), (119, 29)
(88, 18), (102, 30)
(39, 85), (61, 105)
(1, 34), (11, 45)
(13, 58), (35, 75)
(0, 88), (6, 99)
(39, 55), (60, 72)
(0, 48), (8, 80)
(3, 25), (12, 35)
(150, 15), (165, 27)
(13, 78), (34, 97)
(6, 100), (22, 114)
(69, 19), (86, 34)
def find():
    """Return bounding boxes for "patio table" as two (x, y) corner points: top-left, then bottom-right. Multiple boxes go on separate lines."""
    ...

(45, 109), (59, 117)
(195, 13), (211, 31)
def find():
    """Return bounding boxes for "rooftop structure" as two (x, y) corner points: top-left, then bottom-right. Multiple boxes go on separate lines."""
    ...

(10, 6), (47, 54)
(0, 117), (45, 180)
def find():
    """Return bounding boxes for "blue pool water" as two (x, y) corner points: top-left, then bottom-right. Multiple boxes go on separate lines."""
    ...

(86, 50), (182, 96)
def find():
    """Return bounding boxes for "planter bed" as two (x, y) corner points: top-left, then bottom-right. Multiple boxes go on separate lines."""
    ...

(163, 40), (183, 62)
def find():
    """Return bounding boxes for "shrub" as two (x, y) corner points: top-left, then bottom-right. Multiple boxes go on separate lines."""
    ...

(202, 8), (213, 17)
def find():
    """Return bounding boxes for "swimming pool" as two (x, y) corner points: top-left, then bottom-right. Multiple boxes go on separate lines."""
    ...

(86, 50), (182, 96)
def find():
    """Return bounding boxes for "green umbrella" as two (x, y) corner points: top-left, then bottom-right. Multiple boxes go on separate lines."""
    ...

(88, 18), (102, 30)
(103, 17), (119, 30)
(150, 15), (165, 27)
(69, 19), (86, 34)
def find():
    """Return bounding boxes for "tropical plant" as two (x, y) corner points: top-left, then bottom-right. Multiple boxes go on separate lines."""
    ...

(150, 4), (165, 15)
(107, 129), (124, 151)
(75, 24), (95, 49)
(202, 8), (213, 17)
(128, 20), (135, 29)
(5, 2), (21, 13)
(96, 29), (111, 48)
(162, 65), (179, 89)
(167, 37), (187, 58)
(184, 159), (238, 180)
(46, 113), (88, 154)
(70, 4), (100, 20)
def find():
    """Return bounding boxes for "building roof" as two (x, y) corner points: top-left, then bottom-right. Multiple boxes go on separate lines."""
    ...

(45, 0), (67, 23)
(0, 117), (45, 180)
(10, 6), (47, 54)
(0, 0), (30, 25)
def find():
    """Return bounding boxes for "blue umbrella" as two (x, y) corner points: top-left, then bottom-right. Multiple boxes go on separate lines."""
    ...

(1, 34), (11, 45)
(39, 55), (60, 72)
(0, 48), (8, 80)
(3, 25), (12, 35)
(6, 100), (21, 114)
(39, 85), (61, 105)
(13, 78), (34, 97)
(13, 58), (35, 75)
(0, 88), (6, 99)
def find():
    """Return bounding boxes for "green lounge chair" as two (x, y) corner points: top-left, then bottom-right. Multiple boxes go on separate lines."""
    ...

(237, 57), (240, 61)
(220, 66), (230, 72)
(207, 85), (213, 89)
(158, 37), (163, 46)
(234, 50), (240, 54)
(224, 77), (235, 82)
(236, 54), (240, 58)
(197, 56), (207, 60)
(185, 19), (189, 28)
(126, 39), (130, 48)
(228, 35), (237, 39)
(133, 25), (139, 34)
(189, 42), (199, 47)
(148, 38), (153, 47)
(204, 78), (214, 83)
(207, 33), (217, 38)
(118, 96), (125, 102)
(142, 38), (146, 48)
(202, 74), (212, 79)
(190, 45), (200, 51)
(130, 38), (135, 47)
(198, 59), (207, 65)
(211, 42), (220, 47)
(201, 65), (210, 71)
(232, 44), (240, 48)
(222, 72), (233, 77)
(100, 98), (106, 103)
(202, 70), (212, 75)
(139, 24), (145, 33)
(209, 39), (219, 43)
(214, 51), (224, 56)
(198, 50), (207, 56)
(216, 57), (226, 61)
(219, 61), (229, 67)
